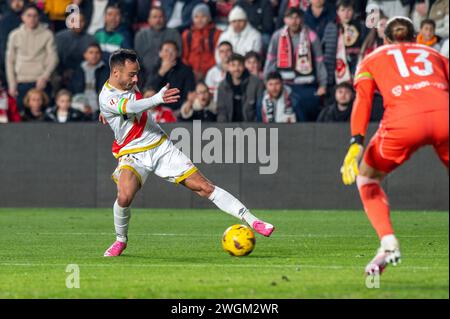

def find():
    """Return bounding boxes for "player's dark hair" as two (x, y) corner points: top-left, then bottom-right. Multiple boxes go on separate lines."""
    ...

(265, 71), (283, 82)
(109, 49), (139, 70)
(420, 19), (436, 29)
(244, 51), (261, 63)
(160, 40), (179, 52)
(385, 16), (415, 43)
(228, 53), (245, 65)
(336, 0), (355, 9)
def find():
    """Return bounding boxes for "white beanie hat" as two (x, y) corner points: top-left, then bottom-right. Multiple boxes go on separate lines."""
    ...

(229, 6), (247, 22)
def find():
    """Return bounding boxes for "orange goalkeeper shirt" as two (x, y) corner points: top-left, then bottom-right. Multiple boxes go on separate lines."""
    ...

(351, 42), (449, 137)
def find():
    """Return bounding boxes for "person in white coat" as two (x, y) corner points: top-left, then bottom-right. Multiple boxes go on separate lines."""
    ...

(217, 6), (262, 57)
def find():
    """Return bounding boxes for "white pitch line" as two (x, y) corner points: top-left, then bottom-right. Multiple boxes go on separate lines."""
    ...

(0, 263), (447, 271)
(14, 232), (449, 238)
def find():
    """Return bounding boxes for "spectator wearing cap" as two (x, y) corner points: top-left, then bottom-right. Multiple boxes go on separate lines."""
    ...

(258, 71), (297, 123)
(217, 6), (263, 56)
(55, 13), (97, 88)
(264, 7), (327, 122)
(205, 41), (233, 104)
(237, 0), (275, 50)
(0, 0), (25, 85)
(217, 53), (264, 122)
(70, 43), (109, 119)
(322, 0), (368, 88)
(182, 3), (222, 81)
(134, 6), (182, 82)
(94, 4), (132, 64)
(6, 4), (58, 113)
(317, 82), (353, 122)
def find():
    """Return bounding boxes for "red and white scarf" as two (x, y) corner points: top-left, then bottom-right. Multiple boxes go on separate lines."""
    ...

(261, 88), (296, 123)
(335, 25), (352, 84)
(277, 26), (313, 77)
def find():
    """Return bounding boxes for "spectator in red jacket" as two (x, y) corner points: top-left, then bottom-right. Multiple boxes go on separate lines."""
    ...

(182, 3), (222, 81)
(0, 78), (21, 123)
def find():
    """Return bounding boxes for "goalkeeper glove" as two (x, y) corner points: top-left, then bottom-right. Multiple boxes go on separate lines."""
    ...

(341, 136), (364, 185)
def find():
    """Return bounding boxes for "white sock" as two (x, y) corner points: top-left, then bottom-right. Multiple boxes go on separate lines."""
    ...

(114, 200), (131, 243)
(208, 186), (259, 226)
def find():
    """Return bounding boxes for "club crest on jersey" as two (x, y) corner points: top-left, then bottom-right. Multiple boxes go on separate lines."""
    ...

(392, 85), (402, 97)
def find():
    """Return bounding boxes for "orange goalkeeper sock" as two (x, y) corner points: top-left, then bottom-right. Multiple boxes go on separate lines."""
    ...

(357, 175), (394, 239)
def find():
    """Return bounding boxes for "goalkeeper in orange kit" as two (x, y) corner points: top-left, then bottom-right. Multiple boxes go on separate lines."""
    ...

(340, 16), (449, 275)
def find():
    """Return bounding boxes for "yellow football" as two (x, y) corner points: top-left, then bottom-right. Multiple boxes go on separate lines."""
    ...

(222, 224), (256, 256)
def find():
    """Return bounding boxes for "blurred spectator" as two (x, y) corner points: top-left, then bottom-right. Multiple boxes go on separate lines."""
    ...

(22, 88), (49, 121)
(6, 4), (58, 113)
(70, 43), (109, 118)
(259, 71), (296, 123)
(0, 77), (21, 123)
(182, 4), (222, 81)
(218, 6), (263, 56)
(440, 37), (449, 58)
(412, 0), (448, 39)
(180, 81), (217, 121)
(264, 8), (327, 121)
(417, 19), (442, 51)
(205, 41), (233, 104)
(45, 89), (85, 123)
(304, 0), (336, 40)
(145, 40), (196, 114)
(217, 53), (264, 122)
(366, 0), (412, 19)
(0, 0), (24, 85)
(71, 93), (95, 120)
(44, 0), (72, 32)
(94, 4), (132, 63)
(244, 51), (264, 79)
(237, 0), (275, 49)
(317, 82), (354, 122)
(134, 7), (182, 81)
(81, 0), (116, 35)
(143, 87), (177, 123)
(323, 0), (368, 88)
(214, 0), (237, 30)
(359, 11), (388, 61)
(163, 0), (204, 32)
(55, 13), (97, 88)
(276, 0), (312, 29)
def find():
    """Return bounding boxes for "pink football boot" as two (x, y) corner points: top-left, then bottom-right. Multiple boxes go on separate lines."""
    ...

(252, 221), (275, 237)
(104, 241), (127, 257)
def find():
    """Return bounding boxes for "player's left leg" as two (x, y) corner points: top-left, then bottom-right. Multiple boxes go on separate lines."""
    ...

(180, 171), (275, 237)
(358, 160), (401, 275)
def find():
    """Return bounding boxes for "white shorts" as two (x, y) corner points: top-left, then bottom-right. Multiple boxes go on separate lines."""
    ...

(112, 139), (197, 186)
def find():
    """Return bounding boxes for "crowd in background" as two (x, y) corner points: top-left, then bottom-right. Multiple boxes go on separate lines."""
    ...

(0, 0), (448, 124)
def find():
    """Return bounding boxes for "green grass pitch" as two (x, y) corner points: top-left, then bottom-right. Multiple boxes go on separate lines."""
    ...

(0, 208), (448, 299)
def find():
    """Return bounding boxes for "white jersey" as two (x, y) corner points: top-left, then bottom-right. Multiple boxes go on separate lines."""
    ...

(99, 81), (167, 158)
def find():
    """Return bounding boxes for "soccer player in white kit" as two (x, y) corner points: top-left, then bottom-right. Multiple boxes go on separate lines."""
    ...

(99, 49), (275, 256)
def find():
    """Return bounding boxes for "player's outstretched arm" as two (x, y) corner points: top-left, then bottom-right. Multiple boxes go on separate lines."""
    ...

(340, 77), (376, 185)
(121, 84), (180, 114)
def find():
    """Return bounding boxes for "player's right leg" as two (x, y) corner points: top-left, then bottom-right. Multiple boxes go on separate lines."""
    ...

(104, 169), (141, 257)
(180, 171), (275, 237)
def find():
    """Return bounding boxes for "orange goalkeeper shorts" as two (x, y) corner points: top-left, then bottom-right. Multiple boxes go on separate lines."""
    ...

(364, 110), (449, 173)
